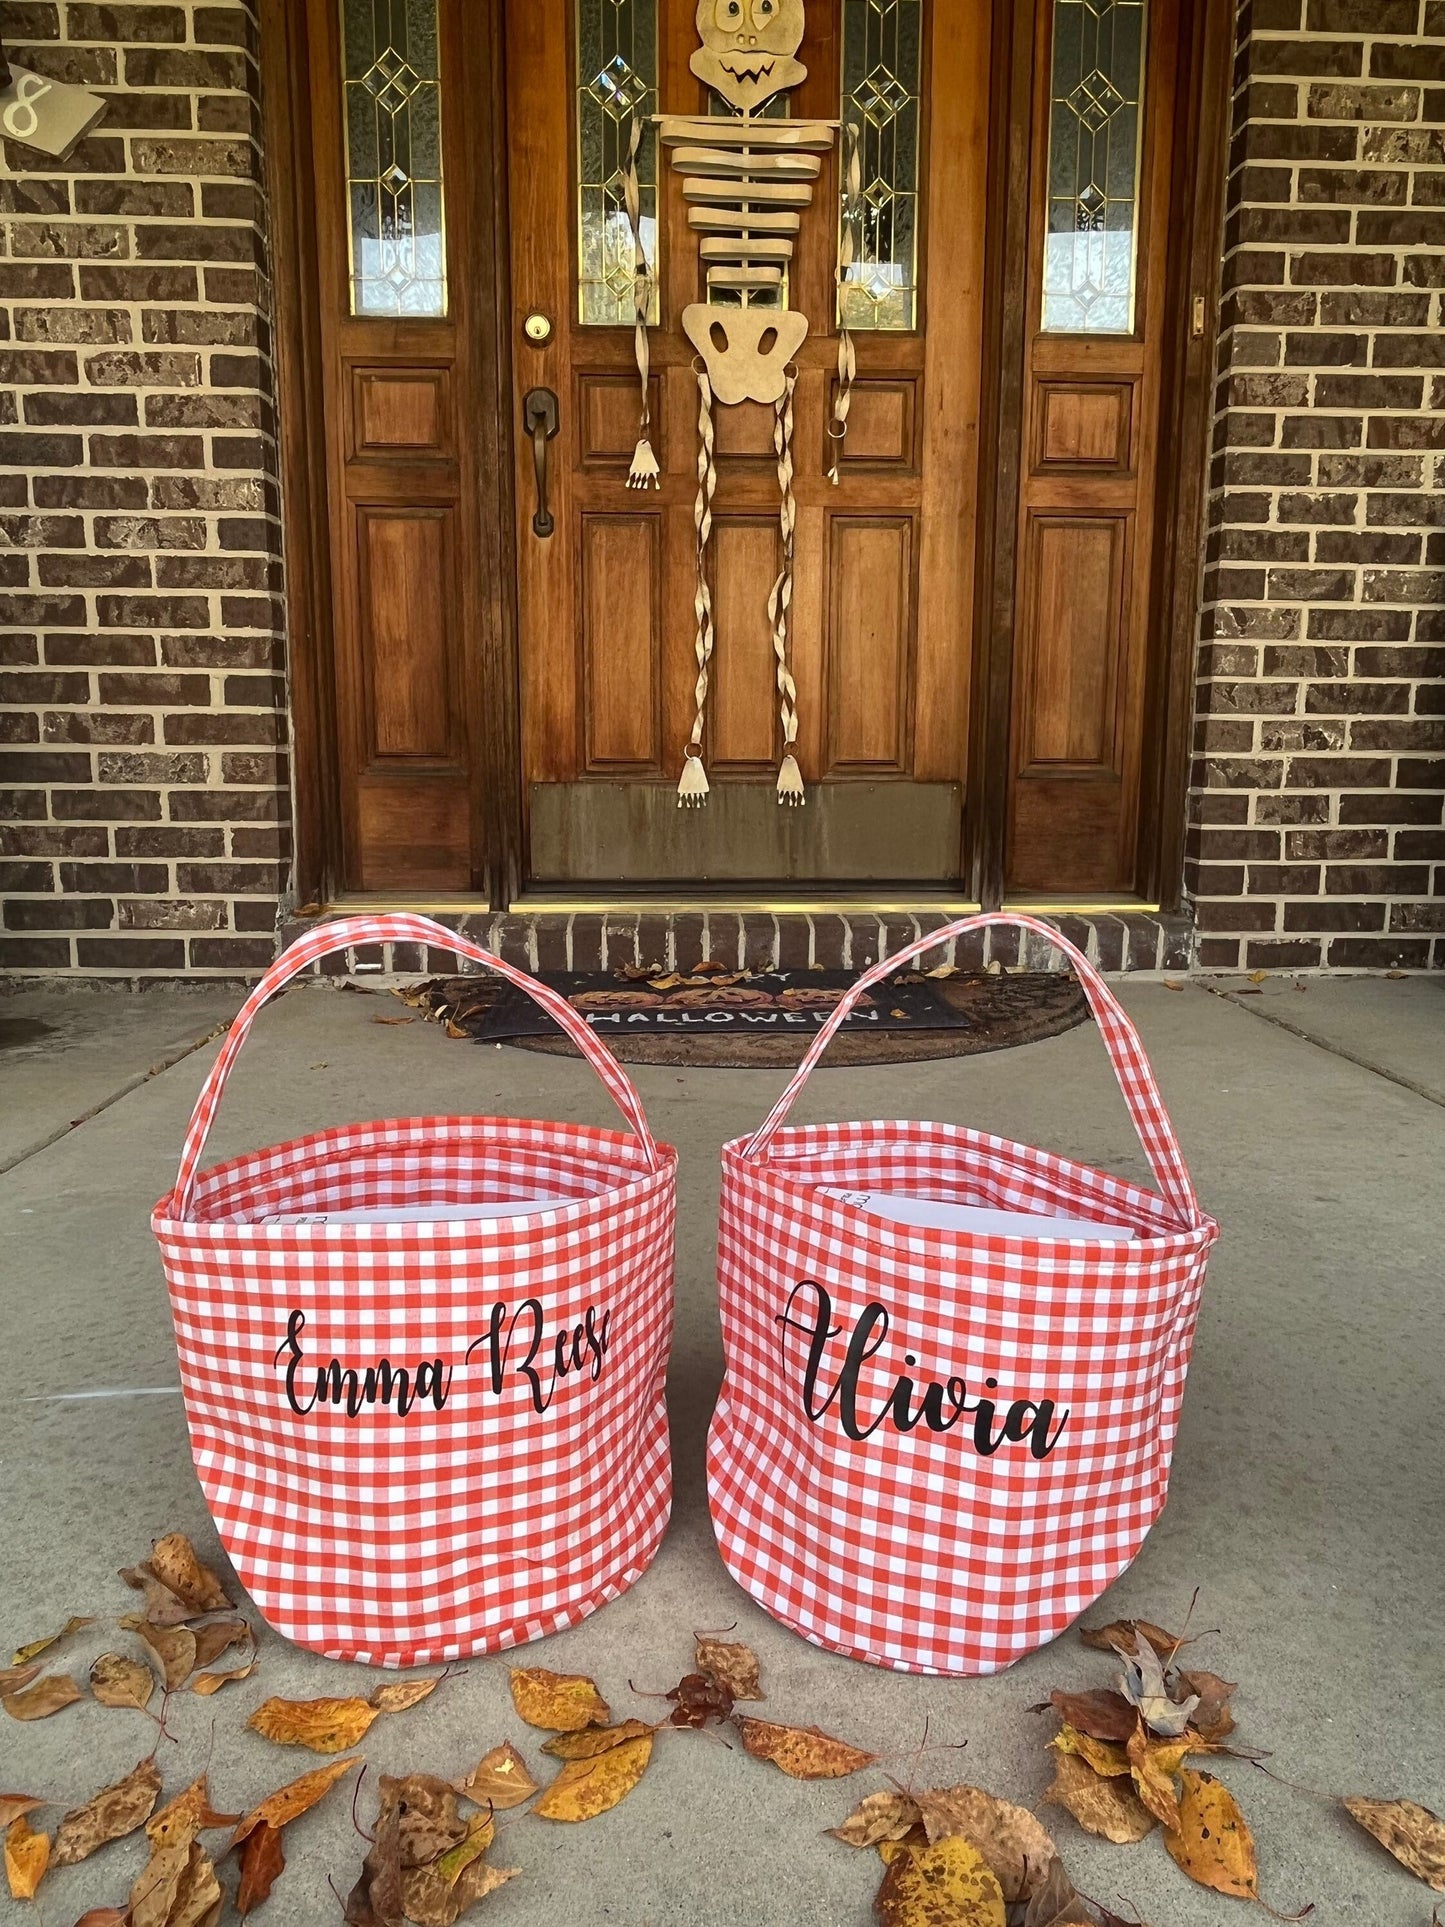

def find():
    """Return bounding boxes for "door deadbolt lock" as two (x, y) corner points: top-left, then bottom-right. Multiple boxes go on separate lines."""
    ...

(523, 311), (553, 345)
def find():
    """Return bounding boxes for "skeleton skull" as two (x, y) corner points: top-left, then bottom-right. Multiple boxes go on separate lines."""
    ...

(691, 0), (807, 114)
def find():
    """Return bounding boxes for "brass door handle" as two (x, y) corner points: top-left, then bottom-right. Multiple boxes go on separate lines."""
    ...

(523, 386), (559, 538)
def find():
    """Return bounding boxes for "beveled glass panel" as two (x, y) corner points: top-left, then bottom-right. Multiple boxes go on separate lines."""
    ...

(577, 0), (659, 326)
(340, 0), (447, 318)
(1042, 0), (1147, 334)
(839, 0), (922, 332)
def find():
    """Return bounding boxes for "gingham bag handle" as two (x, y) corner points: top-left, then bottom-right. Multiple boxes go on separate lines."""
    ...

(744, 912), (1202, 1229)
(173, 913), (661, 1213)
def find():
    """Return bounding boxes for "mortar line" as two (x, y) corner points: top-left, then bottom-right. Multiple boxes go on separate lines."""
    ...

(1207, 987), (1445, 1113)
(0, 1021), (230, 1178)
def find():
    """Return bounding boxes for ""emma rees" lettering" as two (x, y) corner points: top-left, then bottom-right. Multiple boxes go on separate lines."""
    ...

(775, 1279), (1069, 1458)
(274, 1300), (611, 1420)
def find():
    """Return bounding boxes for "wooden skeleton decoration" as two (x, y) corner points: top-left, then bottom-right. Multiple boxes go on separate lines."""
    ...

(624, 0), (860, 807)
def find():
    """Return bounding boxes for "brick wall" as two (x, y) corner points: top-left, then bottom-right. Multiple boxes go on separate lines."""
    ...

(1190, 0), (1445, 971)
(0, 0), (286, 977)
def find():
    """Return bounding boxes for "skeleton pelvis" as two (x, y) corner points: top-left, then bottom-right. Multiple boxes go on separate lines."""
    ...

(683, 304), (810, 407)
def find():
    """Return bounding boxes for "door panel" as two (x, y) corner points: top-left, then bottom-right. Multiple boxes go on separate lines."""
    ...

(1005, 0), (1180, 895)
(507, 0), (989, 887)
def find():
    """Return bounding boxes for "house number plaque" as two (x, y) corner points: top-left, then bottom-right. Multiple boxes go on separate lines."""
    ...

(0, 63), (108, 158)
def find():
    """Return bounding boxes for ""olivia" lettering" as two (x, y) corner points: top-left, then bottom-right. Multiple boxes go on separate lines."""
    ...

(775, 1279), (1069, 1458)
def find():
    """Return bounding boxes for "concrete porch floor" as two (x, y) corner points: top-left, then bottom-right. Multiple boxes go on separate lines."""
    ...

(0, 971), (1441, 1925)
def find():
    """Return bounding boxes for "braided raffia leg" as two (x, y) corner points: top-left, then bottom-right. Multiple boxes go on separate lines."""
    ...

(679, 364), (717, 805)
(624, 113), (659, 490)
(827, 121), (862, 488)
(769, 369), (803, 804)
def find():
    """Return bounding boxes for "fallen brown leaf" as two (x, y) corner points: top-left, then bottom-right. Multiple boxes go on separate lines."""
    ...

(1117, 1630), (1199, 1739)
(1, 1674), (83, 1721)
(738, 1716), (877, 1779)
(4, 1816), (50, 1901)
(248, 1695), (379, 1753)
(394, 1773), (468, 1870)
(1050, 1724), (1130, 1778)
(230, 1757), (360, 1849)
(128, 1618), (198, 1692)
(401, 1857), (518, 1926)
(148, 1776), (240, 1848)
(120, 1567), (194, 1628)
(236, 1822), (285, 1916)
(534, 1731), (654, 1822)
(372, 1015), (415, 1025)
(1043, 1752), (1156, 1845)
(1163, 1768), (1257, 1900)
(878, 1825), (931, 1866)
(874, 1833), (1007, 1927)
(1126, 1724), (1188, 1832)
(1079, 1619), (1188, 1660)
(454, 1742), (538, 1811)
(369, 1676), (441, 1714)
(1178, 1670), (1237, 1743)
(666, 1670), (734, 1728)
(542, 1718), (656, 1760)
(509, 1667), (609, 1732)
(90, 1652), (157, 1713)
(830, 1791), (923, 1849)
(146, 1533), (231, 1615)
(73, 1912), (129, 1926)
(53, 1758), (162, 1866)
(913, 1784), (1062, 1907)
(0, 1798), (44, 1831)
(694, 1635), (764, 1702)
(1048, 1688), (1138, 1744)
(11, 1615), (94, 1666)
(189, 1616), (249, 1671)
(129, 1833), (220, 1927)
(0, 1663), (41, 1697)
(192, 1657), (255, 1696)
(1020, 1854), (1096, 1926)
(1342, 1795), (1445, 1892)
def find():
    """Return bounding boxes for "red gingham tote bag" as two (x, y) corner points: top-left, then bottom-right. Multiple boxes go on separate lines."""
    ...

(152, 914), (676, 1668)
(708, 913), (1218, 1678)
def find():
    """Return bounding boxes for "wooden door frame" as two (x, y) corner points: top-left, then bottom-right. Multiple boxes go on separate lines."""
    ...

(265, 0), (1231, 914)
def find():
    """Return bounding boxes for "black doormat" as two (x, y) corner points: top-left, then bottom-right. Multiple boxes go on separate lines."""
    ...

(399, 966), (1089, 1067)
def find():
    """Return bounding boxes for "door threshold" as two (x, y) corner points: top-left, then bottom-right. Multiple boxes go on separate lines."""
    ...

(318, 895), (493, 915)
(509, 893), (983, 915)
(1003, 898), (1163, 915)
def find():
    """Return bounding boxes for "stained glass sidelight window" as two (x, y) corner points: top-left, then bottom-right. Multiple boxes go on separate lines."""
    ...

(577, 0), (659, 327)
(1042, 0), (1147, 334)
(839, 0), (922, 332)
(341, 0), (446, 318)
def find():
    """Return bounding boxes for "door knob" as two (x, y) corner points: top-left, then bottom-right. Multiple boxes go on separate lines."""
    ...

(523, 386), (559, 539)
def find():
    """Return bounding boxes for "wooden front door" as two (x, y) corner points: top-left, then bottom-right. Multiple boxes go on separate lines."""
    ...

(506, 0), (989, 887)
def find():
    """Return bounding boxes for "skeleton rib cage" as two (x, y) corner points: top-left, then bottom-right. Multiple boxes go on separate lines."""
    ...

(656, 113), (839, 300)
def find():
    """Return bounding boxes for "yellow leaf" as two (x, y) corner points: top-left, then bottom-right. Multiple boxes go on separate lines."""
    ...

(89, 1653), (156, 1713)
(1, 1674), (83, 1722)
(533, 1732), (654, 1822)
(829, 1791), (921, 1849)
(1248, 969), (1268, 983)
(247, 1695), (380, 1753)
(230, 1757), (361, 1848)
(192, 1657), (256, 1696)
(694, 1636), (764, 1701)
(1163, 1768), (1257, 1900)
(1342, 1796), (1445, 1893)
(542, 1719), (655, 1760)
(1127, 1724), (1190, 1832)
(147, 1776), (240, 1850)
(399, 1859), (519, 1926)
(370, 1676), (441, 1714)
(874, 1834), (1007, 1927)
(737, 1716), (877, 1779)
(11, 1615), (94, 1666)
(5, 1816), (50, 1901)
(1043, 1752), (1156, 1845)
(508, 1667), (609, 1732)
(912, 1784), (1062, 1907)
(454, 1742), (538, 1811)
(1050, 1724), (1130, 1778)
(432, 1812), (495, 1885)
